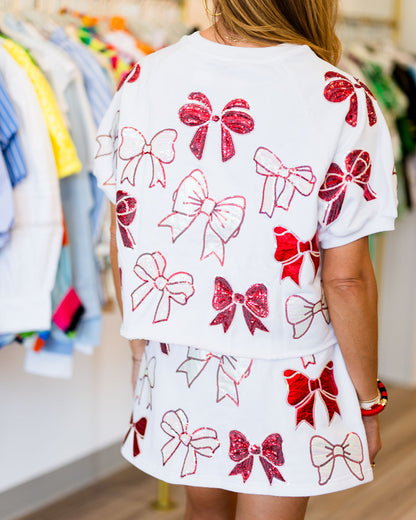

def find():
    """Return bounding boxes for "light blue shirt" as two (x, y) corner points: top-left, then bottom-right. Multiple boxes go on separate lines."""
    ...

(0, 149), (14, 248)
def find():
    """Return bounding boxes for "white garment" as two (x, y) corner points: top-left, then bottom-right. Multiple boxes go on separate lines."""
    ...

(0, 45), (62, 333)
(93, 32), (397, 360)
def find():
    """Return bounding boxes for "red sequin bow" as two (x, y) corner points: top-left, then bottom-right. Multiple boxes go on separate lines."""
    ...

(159, 169), (246, 265)
(210, 277), (269, 335)
(285, 292), (330, 339)
(229, 430), (285, 484)
(179, 92), (254, 161)
(177, 347), (253, 405)
(324, 71), (377, 127)
(254, 147), (316, 216)
(116, 190), (137, 248)
(122, 413), (147, 457)
(131, 252), (195, 323)
(118, 127), (177, 187)
(161, 409), (220, 477)
(274, 227), (320, 286)
(319, 149), (376, 225)
(310, 433), (364, 485)
(284, 361), (340, 428)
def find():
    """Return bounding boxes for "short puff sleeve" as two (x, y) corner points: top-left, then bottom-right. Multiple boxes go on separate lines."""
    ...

(318, 94), (397, 249)
(93, 91), (121, 205)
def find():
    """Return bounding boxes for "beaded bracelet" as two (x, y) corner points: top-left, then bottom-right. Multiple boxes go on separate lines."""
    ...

(360, 379), (388, 416)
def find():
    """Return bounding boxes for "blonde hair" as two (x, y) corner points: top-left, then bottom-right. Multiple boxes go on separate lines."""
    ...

(212, 0), (341, 65)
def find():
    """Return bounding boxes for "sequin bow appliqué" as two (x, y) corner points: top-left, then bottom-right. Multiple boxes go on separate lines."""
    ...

(159, 170), (246, 265)
(118, 127), (177, 187)
(136, 355), (156, 410)
(310, 433), (364, 485)
(229, 430), (285, 484)
(116, 190), (137, 248)
(284, 361), (340, 428)
(177, 347), (253, 406)
(324, 71), (377, 127)
(285, 291), (330, 339)
(179, 92), (254, 161)
(95, 110), (120, 186)
(210, 277), (269, 335)
(161, 409), (220, 477)
(131, 252), (195, 323)
(319, 149), (376, 225)
(122, 413), (147, 457)
(254, 147), (316, 216)
(274, 227), (320, 286)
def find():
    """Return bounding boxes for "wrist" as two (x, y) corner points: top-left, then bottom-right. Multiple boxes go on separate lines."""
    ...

(359, 379), (388, 416)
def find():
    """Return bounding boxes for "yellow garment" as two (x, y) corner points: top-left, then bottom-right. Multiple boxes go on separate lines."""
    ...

(1, 38), (81, 178)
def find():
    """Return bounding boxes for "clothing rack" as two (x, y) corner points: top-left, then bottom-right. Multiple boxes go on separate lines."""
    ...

(339, 0), (403, 42)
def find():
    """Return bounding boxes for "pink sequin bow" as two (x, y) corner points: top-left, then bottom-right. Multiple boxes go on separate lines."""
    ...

(118, 127), (177, 187)
(116, 190), (137, 248)
(178, 92), (254, 161)
(310, 433), (364, 485)
(319, 149), (376, 225)
(284, 361), (340, 428)
(159, 170), (246, 265)
(229, 430), (285, 484)
(285, 292), (330, 339)
(122, 413), (147, 457)
(210, 277), (269, 335)
(177, 347), (253, 405)
(161, 409), (220, 477)
(324, 71), (377, 127)
(254, 147), (316, 216)
(274, 227), (320, 286)
(131, 252), (195, 323)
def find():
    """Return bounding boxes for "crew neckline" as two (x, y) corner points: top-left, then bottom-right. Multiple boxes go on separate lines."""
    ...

(182, 31), (308, 62)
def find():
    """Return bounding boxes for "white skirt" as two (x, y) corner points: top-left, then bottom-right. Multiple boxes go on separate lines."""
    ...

(120, 340), (373, 497)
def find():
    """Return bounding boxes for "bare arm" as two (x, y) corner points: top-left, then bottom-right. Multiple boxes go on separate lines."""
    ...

(110, 204), (146, 365)
(322, 236), (381, 461)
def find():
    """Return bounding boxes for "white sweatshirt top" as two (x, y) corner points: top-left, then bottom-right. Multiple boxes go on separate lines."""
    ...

(93, 32), (397, 359)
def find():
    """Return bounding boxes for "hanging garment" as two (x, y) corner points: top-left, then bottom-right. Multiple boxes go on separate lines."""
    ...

(0, 150), (14, 248)
(0, 45), (62, 334)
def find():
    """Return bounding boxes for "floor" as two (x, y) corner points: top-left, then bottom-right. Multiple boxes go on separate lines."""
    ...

(17, 386), (416, 520)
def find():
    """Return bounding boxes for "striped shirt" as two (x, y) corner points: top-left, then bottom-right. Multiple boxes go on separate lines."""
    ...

(0, 70), (27, 186)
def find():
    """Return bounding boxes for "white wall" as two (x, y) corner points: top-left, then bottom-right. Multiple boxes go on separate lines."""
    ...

(0, 311), (132, 493)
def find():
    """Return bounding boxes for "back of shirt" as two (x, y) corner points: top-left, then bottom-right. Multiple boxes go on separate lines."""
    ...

(94, 32), (397, 360)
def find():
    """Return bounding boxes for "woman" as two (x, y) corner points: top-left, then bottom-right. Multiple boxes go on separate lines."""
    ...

(94, 1), (397, 518)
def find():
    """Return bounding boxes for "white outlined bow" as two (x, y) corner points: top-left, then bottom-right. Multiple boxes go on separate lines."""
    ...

(161, 409), (220, 477)
(119, 127), (177, 187)
(285, 292), (330, 339)
(254, 147), (316, 216)
(136, 355), (156, 409)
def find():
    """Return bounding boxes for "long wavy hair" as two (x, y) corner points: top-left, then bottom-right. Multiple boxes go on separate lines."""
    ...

(211, 0), (341, 65)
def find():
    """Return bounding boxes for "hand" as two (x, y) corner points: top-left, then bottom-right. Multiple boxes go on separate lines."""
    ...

(130, 339), (147, 394)
(362, 414), (382, 464)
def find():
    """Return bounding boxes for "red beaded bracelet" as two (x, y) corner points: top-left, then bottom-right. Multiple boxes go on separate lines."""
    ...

(360, 379), (388, 416)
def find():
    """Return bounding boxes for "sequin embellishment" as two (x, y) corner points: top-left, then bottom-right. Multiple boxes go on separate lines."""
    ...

(284, 361), (340, 428)
(179, 92), (254, 161)
(160, 409), (220, 477)
(122, 413), (147, 457)
(274, 227), (320, 286)
(116, 190), (137, 248)
(95, 110), (120, 186)
(285, 291), (330, 339)
(310, 433), (364, 485)
(131, 252), (195, 323)
(177, 347), (253, 406)
(210, 277), (269, 335)
(117, 63), (141, 91)
(319, 149), (376, 225)
(324, 71), (377, 127)
(159, 170), (246, 265)
(136, 354), (155, 409)
(254, 147), (316, 216)
(118, 127), (177, 187)
(229, 430), (285, 484)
